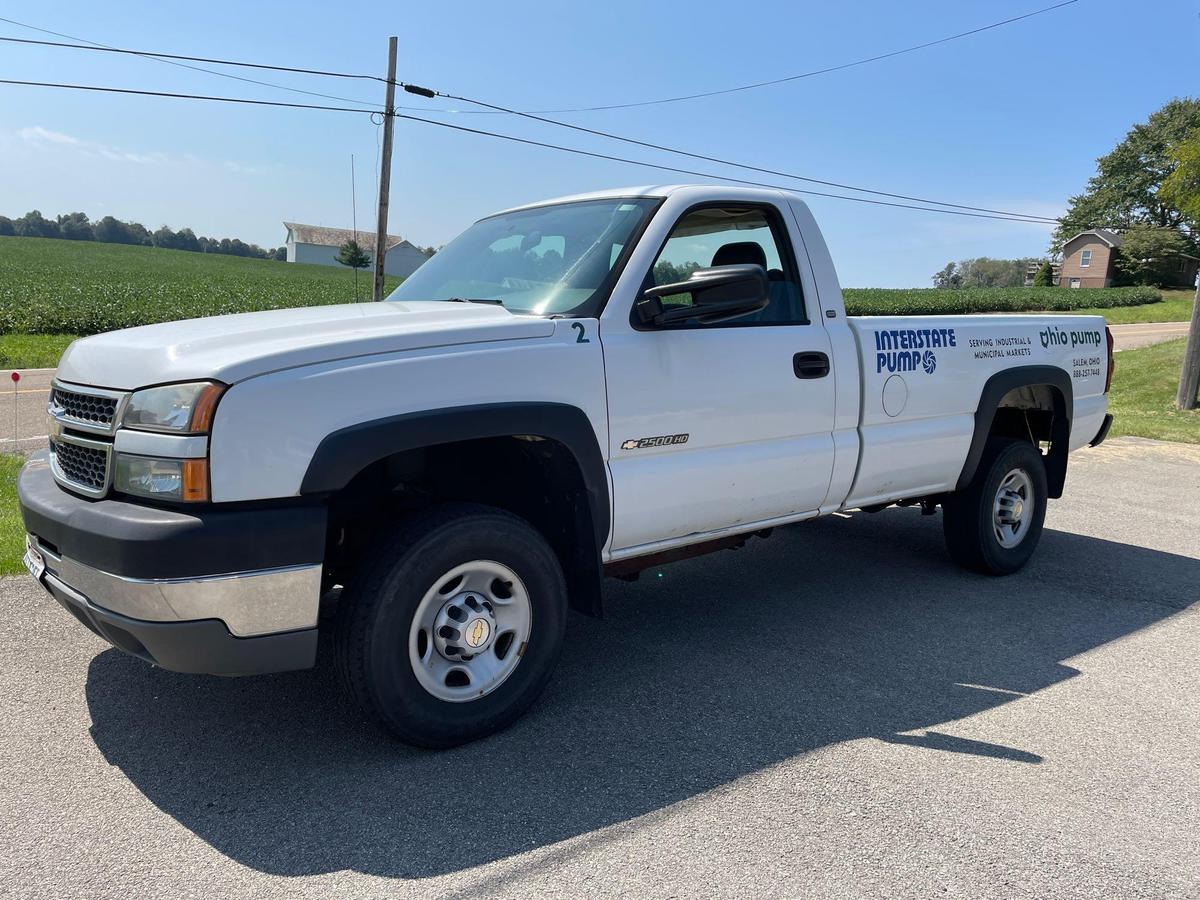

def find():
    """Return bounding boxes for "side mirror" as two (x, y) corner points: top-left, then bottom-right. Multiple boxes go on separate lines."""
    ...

(636, 264), (769, 326)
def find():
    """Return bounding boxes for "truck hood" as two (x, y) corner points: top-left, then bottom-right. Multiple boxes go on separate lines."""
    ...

(56, 301), (555, 389)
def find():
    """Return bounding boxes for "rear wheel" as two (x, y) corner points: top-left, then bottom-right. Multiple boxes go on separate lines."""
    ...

(942, 438), (1048, 575)
(334, 503), (567, 747)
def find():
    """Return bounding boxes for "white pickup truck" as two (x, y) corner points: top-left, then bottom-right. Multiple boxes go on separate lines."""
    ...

(19, 185), (1114, 747)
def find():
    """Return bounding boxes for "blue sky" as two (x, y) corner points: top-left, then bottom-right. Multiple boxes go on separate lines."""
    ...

(0, 0), (1193, 286)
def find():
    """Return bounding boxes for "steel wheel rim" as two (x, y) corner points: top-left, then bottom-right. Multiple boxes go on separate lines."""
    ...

(992, 468), (1034, 549)
(409, 560), (532, 703)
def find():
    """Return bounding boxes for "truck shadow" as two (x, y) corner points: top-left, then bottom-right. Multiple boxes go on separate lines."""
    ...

(83, 508), (1198, 880)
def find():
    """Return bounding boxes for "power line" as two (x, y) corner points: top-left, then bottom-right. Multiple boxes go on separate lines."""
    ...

(493, 0), (1082, 114)
(0, 16), (1061, 223)
(4, 4), (1079, 117)
(0, 78), (375, 115)
(429, 89), (1060, 223)
(390, 112), (1056, 224)
(0, 75), (1053, 223)
(0, 31), (383, 82)
(0, 16), (383, 109)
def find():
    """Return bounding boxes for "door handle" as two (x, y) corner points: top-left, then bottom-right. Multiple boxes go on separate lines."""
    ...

(793, 351), (830, 379)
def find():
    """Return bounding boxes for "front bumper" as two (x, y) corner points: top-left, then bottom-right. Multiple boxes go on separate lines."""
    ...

(41, 570), (318, 676)
(18, 454), (327, 676)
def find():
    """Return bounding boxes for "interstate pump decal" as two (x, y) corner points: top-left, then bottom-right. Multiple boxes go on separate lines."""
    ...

(873, 327), (956, 375)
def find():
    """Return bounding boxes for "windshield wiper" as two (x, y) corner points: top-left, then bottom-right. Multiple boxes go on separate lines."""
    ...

(446, 296), (505, 306)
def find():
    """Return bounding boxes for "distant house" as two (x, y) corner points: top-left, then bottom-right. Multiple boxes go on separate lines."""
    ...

(1057, 228), (1200, 288)
(1024, 261), (1062, 286)
(283, 222), (428, 277)
(1058, 229), (1124, 288)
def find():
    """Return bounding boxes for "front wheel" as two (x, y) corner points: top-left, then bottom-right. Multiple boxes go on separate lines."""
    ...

(942, 438), (1048, 575)
(334, 503), (567, 747)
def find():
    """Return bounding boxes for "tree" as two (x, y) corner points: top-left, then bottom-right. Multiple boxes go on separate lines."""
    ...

(0, 216), (14, 237)
(272, 247), (287, 261)
(56, 212), (93, 241)
(957, 257), (1037, 288)
(14, 210), (60, 239)
(336, 240), (371, 269)
(152, 225), (180, 250)
(93, 215), (135, 244)
(1053, 98), (1200, 252)
(126, 221), (153, 246)
(1032, 261), (1054, 286)
(1159, 129), (1200, 410)
(1161, 128), (1200, 221)
(653, 260), (702, 284)
(932, 262), (960, 289)
(933, 258), (1035, 289)
(174, 228), (201, 253)
(1113, 226), (1193, 286)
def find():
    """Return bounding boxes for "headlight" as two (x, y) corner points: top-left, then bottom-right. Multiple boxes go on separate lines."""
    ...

(114, 454), (209, 502)
(122, 382), (225, 434)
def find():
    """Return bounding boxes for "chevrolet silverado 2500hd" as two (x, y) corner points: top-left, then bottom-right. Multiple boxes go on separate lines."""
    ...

(19, 185), (1115, 747)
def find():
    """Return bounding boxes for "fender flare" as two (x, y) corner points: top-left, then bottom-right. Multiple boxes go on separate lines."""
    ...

(956, 365), (1073, 498)
(300, 401), (611, 557)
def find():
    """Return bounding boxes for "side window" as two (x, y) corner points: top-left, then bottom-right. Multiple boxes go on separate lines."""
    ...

(647, 205), (807, 325)
(1080, 249), (1092, 268)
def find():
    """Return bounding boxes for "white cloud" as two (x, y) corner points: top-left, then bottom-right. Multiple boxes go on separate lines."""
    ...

(17, 125), (169, 165)
(15, 127), (281, 177)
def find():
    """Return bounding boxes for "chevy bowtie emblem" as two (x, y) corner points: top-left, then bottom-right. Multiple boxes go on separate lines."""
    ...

(465, 618), (490, 648)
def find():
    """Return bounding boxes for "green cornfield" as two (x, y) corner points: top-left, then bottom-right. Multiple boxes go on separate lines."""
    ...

(0, 236), (402, 335)
(0, 236), (1162, 336)
(842, 285), (1160, 316)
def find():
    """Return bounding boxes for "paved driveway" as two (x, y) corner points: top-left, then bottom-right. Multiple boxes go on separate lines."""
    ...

(1, 436), (1197, 899)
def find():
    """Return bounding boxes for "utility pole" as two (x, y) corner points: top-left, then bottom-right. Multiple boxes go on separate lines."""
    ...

(373, 35), (398, 301)
(1176, 274), (1200, 409)
(350, 153), (359, 302)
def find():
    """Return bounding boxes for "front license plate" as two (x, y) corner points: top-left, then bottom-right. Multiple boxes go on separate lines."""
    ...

(23, 535), (45, 581)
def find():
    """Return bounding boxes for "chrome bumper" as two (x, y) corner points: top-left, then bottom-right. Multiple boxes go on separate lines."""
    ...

(31, 536), (322, 638)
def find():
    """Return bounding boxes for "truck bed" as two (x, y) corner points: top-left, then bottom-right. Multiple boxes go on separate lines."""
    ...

(842, 314), (1108, 508)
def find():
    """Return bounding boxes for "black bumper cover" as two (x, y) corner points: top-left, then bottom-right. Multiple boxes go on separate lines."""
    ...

(18, 453), (326, 579)
(45, 574), (317, 676)
(18, 455), (325, 676)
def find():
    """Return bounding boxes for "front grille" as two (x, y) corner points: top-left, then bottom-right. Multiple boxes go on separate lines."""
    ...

(51, 439), (111, 496)
(49, 384), (125, 434)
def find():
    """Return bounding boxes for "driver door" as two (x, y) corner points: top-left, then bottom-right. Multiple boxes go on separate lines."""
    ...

(600, 202), (837, 553)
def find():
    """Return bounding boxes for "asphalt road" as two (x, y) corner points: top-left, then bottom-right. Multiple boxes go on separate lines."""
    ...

(1, 436), (1197, 899)
(1109, 321), (1191, 351)
(1, 320), (1190, 448)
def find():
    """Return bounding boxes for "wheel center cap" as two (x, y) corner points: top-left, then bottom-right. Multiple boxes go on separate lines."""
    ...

(1010, 499), (1024, 520)
(464, 617), (491, 649)
(432, 592), (498, 661)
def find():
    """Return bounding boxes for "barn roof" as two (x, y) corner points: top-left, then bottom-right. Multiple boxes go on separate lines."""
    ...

(284, 222), (410, 253)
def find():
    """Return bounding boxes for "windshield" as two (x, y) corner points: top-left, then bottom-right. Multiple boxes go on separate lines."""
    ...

(386, 197), (659, 315)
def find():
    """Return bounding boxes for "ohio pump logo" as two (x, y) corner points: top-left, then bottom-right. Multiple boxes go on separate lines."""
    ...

(874, 328), (956, 375)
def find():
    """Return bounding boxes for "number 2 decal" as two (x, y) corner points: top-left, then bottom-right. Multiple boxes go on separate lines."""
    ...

(571, 322), (591, 343)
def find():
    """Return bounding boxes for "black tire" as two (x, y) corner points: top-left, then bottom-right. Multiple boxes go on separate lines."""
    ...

(334, 503), (567, 748)
(942, 438), (1048, 575)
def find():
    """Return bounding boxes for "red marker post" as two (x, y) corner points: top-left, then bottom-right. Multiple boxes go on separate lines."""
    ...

(9, 372), (18, 451)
